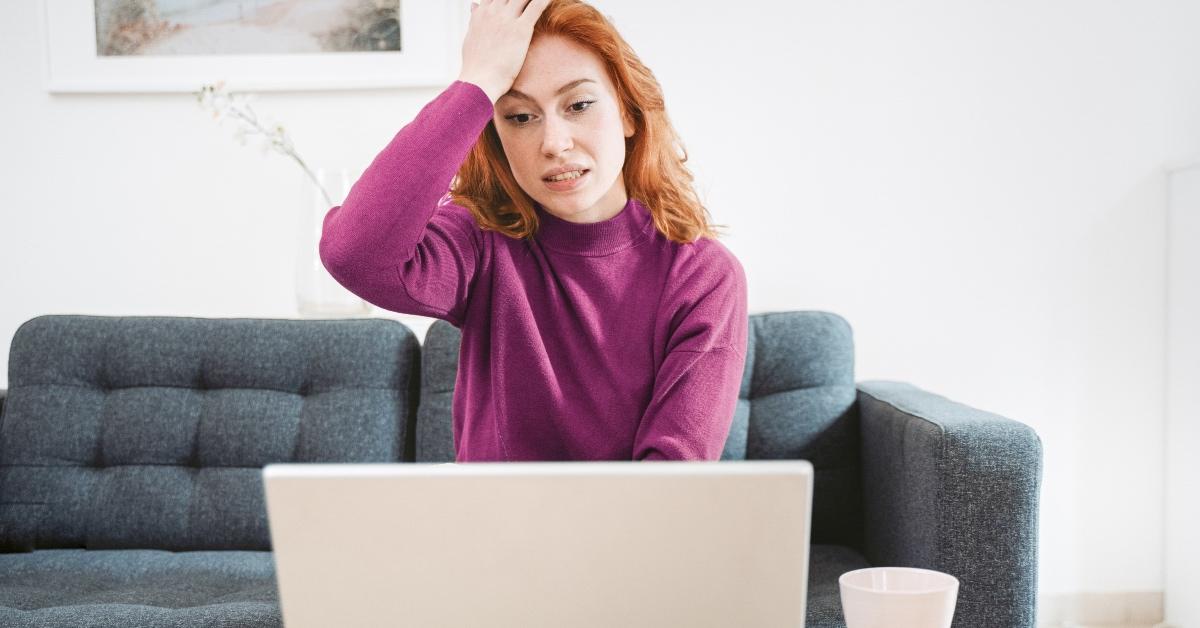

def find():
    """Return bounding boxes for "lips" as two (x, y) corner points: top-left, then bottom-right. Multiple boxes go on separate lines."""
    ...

(544, 169), (589, 182)
(543, 168), (590, 191)
(542, 165), (590, 180)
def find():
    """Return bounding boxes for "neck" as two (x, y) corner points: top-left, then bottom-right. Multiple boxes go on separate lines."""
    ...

(532, 195), (652, 257)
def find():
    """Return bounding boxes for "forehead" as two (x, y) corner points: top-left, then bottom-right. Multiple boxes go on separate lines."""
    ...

(509, 35), (611, 97)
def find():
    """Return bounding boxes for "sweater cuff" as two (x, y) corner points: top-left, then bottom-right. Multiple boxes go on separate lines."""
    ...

(449, 79), (496, 121)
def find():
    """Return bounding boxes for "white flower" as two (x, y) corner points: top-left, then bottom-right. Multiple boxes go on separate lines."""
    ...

(194, 80), (334, 206)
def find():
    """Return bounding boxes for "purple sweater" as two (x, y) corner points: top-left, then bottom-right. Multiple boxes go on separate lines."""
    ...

(319, 80), (748, 462)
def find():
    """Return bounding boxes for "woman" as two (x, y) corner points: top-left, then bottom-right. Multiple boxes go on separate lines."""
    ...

(320, 0), (748, 462)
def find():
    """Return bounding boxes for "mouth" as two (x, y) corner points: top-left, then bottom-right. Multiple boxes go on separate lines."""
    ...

(543, 169), (591, 191)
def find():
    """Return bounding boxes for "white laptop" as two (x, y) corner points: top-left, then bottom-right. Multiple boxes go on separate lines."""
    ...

(262, 460), (814, 628)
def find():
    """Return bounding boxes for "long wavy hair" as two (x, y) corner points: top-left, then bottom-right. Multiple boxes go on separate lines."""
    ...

(448, 0), (726, 244)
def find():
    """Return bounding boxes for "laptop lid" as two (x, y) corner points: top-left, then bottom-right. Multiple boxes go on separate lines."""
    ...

(263, 460), (813, 628)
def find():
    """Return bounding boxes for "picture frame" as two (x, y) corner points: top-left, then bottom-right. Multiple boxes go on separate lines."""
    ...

(42, 0), (468, 93)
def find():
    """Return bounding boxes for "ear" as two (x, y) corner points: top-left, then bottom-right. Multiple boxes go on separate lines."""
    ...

(622, 109), (635, 138)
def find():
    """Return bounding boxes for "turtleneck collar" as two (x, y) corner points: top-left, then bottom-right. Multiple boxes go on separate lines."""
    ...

(533, 197), (654, 256)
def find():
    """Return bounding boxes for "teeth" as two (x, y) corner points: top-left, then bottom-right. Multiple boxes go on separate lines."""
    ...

(547, 170), (585, 182)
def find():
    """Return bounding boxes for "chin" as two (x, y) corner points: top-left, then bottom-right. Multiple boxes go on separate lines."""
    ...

(522, 170), (608, 215)
(535, 194), (597, 215)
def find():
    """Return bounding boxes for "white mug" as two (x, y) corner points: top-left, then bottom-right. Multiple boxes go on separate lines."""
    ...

(838, 567), (959, 628)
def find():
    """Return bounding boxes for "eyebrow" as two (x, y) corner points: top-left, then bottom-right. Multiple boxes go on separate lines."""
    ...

(500, 78), (597, 103)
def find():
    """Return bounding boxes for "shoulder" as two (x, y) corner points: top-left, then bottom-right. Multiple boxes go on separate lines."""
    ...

(657, 236), (749, 353)
(663, 236), (746, 298)
(436, 191), (475, 218)
(433, 192), (487, 242)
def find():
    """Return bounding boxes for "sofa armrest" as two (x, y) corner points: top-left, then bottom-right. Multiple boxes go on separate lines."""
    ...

(856, 380), (1042, 628)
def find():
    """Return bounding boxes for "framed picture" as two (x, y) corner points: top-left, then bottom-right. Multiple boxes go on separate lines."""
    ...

(42, 0), (468, 93)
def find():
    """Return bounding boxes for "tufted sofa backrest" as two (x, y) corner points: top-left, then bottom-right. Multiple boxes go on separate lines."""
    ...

(416, 310), (863, 548)
(736, 311), (862, 549)
(0, 315), (419, 552)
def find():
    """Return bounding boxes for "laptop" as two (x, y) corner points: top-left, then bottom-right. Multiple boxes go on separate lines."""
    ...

(262, 460), (814, 628)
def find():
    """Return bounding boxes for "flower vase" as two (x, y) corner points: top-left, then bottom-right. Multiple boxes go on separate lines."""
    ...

(295, 166), (373, 318)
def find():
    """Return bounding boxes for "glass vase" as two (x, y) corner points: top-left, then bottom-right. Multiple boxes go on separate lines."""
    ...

(295, 166), (373, 318)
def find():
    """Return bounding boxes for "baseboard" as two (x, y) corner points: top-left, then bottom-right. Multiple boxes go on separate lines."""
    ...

(1037, 591), (1167, 627)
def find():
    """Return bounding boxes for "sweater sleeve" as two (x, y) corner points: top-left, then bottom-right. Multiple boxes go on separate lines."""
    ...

(632, 347), (747, 461)
(632, 247), (750, 461)
(319, 80), (495, 327)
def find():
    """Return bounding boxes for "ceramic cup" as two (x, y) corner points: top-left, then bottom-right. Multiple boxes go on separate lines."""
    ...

(838, 567), (959, 628)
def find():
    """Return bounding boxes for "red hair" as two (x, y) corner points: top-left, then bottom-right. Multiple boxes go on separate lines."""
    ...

(448, 0), (727, 244)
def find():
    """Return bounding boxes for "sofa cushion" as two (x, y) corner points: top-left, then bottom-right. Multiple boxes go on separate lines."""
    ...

(414, 320), (459, 463)
(740, 312), (862, 550)
(807, 543), (872, 628)
(0, 548), (279, 627)
(0, 544), (868, 628)
(0, 316), (419, 552)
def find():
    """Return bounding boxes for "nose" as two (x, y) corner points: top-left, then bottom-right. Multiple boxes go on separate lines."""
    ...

(540, 114), (573, 157)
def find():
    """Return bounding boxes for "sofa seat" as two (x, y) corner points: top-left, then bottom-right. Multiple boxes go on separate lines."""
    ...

(0, 545), (867, 628)
(806, 544), (871, 628)
(0, 548), (281, 628)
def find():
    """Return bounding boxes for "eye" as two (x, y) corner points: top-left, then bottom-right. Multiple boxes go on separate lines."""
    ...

(503, 100), (597, 127)
(504, 113), (534, 126)
(570, 100), (596, 113)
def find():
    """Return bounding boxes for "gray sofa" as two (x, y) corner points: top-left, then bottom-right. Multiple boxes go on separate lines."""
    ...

(0, 312), (1042, 627)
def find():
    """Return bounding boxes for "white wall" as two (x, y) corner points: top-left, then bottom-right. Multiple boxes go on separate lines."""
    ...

(1165, 160), (1200, 627)
(2, 0), (1198, 611)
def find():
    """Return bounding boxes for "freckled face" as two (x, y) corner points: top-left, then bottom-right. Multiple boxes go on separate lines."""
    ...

(493, 35), (635, 224)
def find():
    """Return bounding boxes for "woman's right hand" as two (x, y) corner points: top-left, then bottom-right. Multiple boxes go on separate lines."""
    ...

(458, 0), (552, 105)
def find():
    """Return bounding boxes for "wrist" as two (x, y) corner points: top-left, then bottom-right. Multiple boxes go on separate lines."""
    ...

(456, 74), (504, 105)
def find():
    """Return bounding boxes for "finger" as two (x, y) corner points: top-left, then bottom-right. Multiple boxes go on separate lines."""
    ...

(518, 0), (551, 23)
(504, 0), (525, 16)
